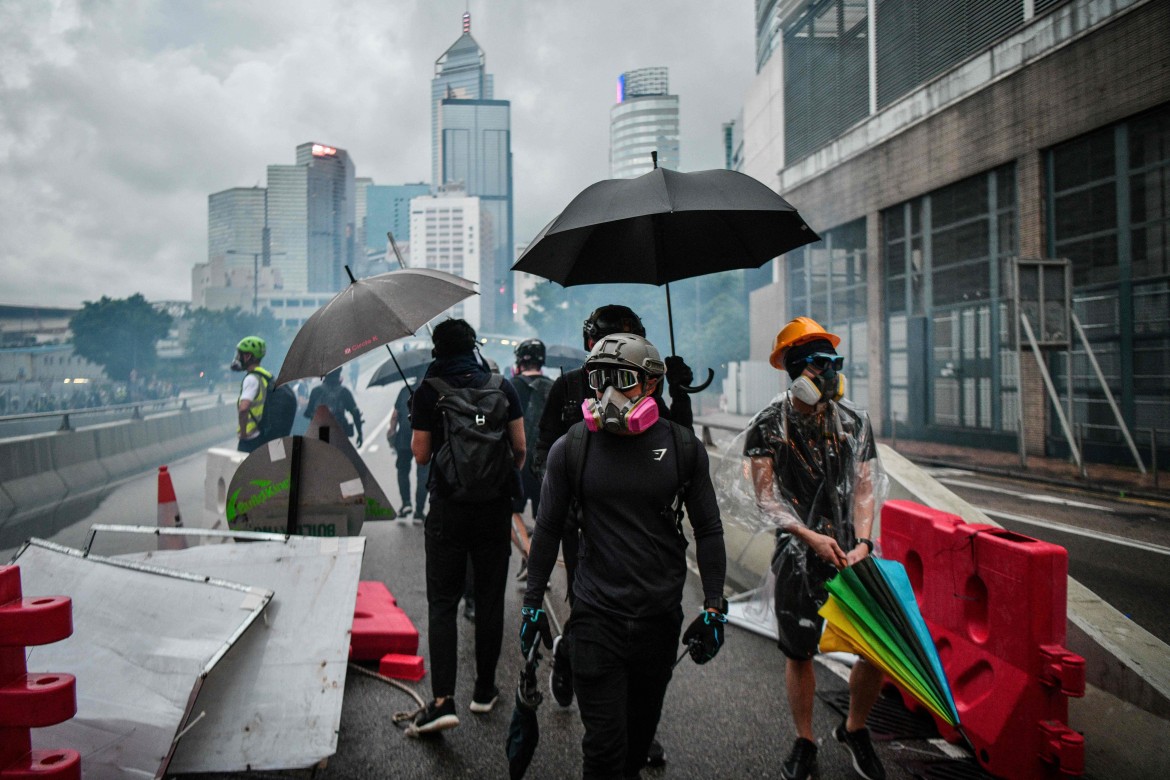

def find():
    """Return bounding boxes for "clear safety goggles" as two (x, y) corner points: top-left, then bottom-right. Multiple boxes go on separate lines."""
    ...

(804, 353), (844, 371)
(586, 366), (642, 391)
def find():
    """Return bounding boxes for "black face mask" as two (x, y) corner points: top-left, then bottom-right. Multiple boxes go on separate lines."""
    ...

(230, 352), (246, 372)
(817, 364), (840, 400)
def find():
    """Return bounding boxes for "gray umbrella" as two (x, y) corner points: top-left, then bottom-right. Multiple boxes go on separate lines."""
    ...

(367, 349), (433, 388)
(275, 268), (476, 387)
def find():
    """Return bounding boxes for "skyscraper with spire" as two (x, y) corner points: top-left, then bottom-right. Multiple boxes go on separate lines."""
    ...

(431, 11), (513, 331)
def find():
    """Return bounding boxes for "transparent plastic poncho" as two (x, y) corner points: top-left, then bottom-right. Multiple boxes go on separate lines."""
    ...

(715, 392), (888, 658)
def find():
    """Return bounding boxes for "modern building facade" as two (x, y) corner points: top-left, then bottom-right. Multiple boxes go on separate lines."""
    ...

(410, 189), (485, 329)
(267, 142), (356, 295)
(742, 0), (1170, 465)
(365, 183), (430, 252)
(610, 67), (680, 179)
(432, 12), (513, 332)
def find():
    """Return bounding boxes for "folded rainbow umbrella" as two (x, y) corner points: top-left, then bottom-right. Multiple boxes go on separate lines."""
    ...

(818, 556), (960, 727)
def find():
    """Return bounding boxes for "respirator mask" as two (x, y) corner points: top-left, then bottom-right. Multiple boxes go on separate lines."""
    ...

(581, 365), (660, 434)
(230, 351), (246, 372)
(790, 353), (846, 406)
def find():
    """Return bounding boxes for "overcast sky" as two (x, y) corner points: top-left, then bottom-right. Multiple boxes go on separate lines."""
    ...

(0, 0), (756, 308)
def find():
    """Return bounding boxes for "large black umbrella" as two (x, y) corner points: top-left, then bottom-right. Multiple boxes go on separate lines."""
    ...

(542, 344), (588, 373)
(504, 645), (543, 779)
(367, 349), (433, 388)
(275, 267), (476, 387)
(513, 157), (818, 389)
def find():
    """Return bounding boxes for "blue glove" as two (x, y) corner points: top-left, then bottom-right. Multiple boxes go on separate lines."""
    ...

(682, 610), (727, 664)
(519, 606), (553, 657)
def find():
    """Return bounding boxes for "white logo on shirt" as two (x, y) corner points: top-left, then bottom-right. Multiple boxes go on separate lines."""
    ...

(651, 448), (667, 461)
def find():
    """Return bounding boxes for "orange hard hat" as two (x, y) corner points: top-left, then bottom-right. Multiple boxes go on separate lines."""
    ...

(769, 316), (841, 370)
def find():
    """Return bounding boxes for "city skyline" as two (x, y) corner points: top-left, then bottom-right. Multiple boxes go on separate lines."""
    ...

(0, 1), (755, 308)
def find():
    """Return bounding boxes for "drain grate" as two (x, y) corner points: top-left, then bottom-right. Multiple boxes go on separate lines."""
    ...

(903, 758), (995, 780)
(818, 690), (940, 741)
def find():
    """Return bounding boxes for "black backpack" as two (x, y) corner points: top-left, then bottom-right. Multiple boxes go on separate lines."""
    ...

(252, 371), (296, 443)
(426, 374), (513, 501)
(515, 375), (554, 468)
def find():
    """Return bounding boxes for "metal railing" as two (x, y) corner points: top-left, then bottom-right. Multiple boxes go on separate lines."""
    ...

(0, 393), (227, 439)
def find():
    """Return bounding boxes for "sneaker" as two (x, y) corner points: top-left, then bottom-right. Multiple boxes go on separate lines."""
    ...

(412, 509), (425, 523)
(780, 737), (817, 780)
(646, 737), (666, 768)
(410, 698), (458, 736)
(833, 721), (885, 780)
(469, 684), (499, 714)
(463, 598), (476, 622)
(398, 504), (412, 518)
(549, 634), (574, 707)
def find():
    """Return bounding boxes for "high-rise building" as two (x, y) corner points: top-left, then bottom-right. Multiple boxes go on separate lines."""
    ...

(208, 187), (267, 269)
(410, 188), (485, 329)
(267, 142), (356, 294)
(432, 12), (513, 332)
(365, 183), (430, 252)
(610, 67), (680, 179)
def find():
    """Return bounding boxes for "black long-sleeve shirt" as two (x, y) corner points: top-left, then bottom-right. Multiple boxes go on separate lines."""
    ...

(523, 420), (725, 619)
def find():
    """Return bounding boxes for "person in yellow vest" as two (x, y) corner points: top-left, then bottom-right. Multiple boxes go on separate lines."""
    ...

(232, 336), (271, 453)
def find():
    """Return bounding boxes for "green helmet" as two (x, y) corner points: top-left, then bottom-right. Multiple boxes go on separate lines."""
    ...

(236, 336), (266, 360)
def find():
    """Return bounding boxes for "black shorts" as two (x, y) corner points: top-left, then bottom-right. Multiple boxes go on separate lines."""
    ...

(771, 533), (837, 661)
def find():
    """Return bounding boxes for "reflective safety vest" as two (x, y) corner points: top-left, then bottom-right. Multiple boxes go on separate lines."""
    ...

(238, 367), (273, 438)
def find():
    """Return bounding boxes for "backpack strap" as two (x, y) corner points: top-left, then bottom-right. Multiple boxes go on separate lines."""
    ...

(665, 420), (698, 538)
(564, 421), (591, 529)
(564, 368), (587, 423)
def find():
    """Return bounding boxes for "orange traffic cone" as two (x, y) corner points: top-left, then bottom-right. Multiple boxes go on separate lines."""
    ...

(157, 465), (187, 550)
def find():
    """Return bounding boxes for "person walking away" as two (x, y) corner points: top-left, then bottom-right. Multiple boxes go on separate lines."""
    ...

(232, 336), (270, 453)
(408, 319), (526, 734)
(305, 368), (364, 447)
(744, 316), (887, 780)
(387, 378), (429, 520)
(510, 338), (555, 581)
(520, 333), (727, 778)
(532, 304), (694, 767)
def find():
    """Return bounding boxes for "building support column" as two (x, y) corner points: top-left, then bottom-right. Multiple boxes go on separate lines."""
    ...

(866, 211), (886, 436)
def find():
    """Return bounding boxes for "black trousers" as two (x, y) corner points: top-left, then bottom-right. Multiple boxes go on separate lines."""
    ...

(423, 494), (512, 700)
(570, 602), (683, 779)
(394, 447), (429, 511)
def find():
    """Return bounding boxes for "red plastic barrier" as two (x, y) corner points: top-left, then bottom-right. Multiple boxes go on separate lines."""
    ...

(881, 500), (1085, 779)
(379, 653), (426, 682)
(0, 566), (81, 779)
(350, 581), (419, 661)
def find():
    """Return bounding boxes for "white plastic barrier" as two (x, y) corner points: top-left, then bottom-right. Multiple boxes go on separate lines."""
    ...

(203, 447), (246, 531)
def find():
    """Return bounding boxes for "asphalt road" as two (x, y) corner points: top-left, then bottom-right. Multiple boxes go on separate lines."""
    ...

(922, 467), (1170, 644)
(7, 372), (973, 779)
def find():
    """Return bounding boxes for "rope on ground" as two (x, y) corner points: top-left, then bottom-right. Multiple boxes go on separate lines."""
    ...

(346, 662), (427, 730)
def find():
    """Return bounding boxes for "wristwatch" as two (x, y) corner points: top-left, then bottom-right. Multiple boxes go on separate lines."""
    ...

(856, 537), (874, 554)
(703, 596), (729, 614)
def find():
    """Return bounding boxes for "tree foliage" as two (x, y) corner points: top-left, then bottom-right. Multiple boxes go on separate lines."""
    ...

(69, 294), (172, 382)
(182, 307), (288, 382)
(521, 271), (752, 382)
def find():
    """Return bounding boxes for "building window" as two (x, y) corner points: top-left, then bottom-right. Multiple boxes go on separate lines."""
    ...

(787, 218), (870, 407)
(1047, 103), (1170, 459)
(784, 0), (869, 164)
(883, 164), (1017, 437)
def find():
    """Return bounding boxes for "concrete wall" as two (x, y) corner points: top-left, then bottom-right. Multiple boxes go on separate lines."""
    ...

(0, 403), (234, 546)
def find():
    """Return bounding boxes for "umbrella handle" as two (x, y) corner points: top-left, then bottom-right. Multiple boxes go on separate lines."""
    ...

(674, 367), (715, 394)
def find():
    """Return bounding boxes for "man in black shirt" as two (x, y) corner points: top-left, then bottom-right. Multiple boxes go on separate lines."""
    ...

(407, 319), (526, 735)
(521, 333), (727, 778)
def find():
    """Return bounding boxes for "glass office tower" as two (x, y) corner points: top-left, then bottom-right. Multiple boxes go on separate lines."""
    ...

(610, 67), (680, 179)
(432, 12), (513, 331)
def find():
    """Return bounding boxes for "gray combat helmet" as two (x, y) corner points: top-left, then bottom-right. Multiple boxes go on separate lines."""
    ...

(585, 333), (666, 377)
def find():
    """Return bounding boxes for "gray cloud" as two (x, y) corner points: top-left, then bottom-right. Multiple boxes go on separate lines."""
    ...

(0, 0), (753, 307)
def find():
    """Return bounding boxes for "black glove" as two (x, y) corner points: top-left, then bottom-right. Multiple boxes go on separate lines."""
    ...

(664, 356), (694, 391)
(356, 430), (364, 448)
(682, 610), (727, 664)
(519, 606), (553, 657)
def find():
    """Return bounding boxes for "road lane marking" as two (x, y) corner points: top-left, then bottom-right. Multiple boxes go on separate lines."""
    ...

(938, 478), (1114, 513)
(981, 508), (1170, 555)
